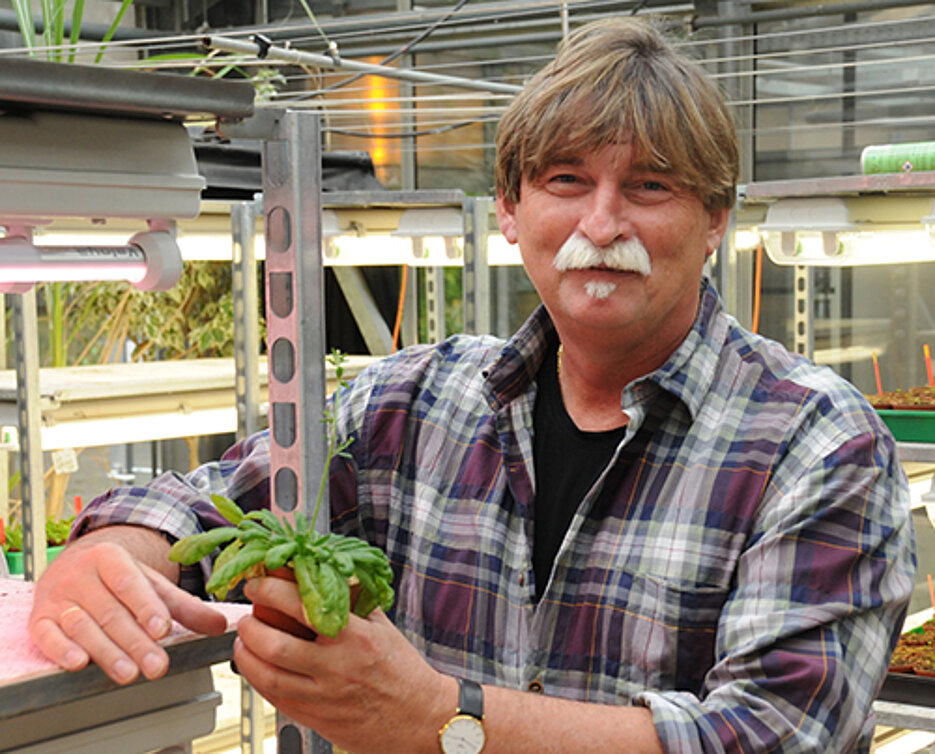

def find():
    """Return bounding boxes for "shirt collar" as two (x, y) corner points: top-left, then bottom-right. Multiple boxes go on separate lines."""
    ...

(483, 305), (555, 408)
(482, 278), (729, 420)
(644, 277), (730, 420)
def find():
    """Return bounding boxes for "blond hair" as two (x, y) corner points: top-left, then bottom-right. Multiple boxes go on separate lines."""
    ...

(495, 18), (739, 210)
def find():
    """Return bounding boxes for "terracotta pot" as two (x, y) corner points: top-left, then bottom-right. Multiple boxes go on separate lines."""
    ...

(251, 567), (317, 640)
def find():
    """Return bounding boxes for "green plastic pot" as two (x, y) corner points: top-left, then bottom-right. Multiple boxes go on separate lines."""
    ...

(5, 545), (66, 575)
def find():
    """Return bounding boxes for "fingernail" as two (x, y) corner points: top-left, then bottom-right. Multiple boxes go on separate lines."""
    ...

(113, 659), (137, 683)
(148, 616), (170, 637)
(63, 649), (85, 670)
(142, 652), (166, 678)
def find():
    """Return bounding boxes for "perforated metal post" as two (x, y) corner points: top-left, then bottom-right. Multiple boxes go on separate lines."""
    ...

(425, 266), (446, 343)
(11, 277), (47, 580)
(793, 265), (814, 360)
(262, 110), (331, 754)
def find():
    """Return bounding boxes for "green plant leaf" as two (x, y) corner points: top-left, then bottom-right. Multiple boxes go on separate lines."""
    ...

(205, 540), (268, 594)
(211, 493), (245, 525)
(68, 0), (86, 63)
(352, 567), (380, 618)
(168, 526), (241, 564)
(263, 540), (298, 572)
(319, 560), (350, 620)
(94, 0), (134, 64)
(50, 0), (66, 58)
(331, 550), (355, 578)
(294, 553), (347, 637)
(211, 538), (244, 601)
(11, 0), (37, 53)
(40, 0), (54, 52)
(244, 510), (287, 537)
(239, 527), (273, 545)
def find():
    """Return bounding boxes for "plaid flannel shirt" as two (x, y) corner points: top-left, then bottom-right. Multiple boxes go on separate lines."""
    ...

(75, 279), (916, 753)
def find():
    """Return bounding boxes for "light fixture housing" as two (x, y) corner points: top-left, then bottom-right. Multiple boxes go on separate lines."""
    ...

(756, 196), (935, 266)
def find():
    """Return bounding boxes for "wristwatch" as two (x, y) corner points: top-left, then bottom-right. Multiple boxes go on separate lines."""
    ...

(439, 678), (486, 753)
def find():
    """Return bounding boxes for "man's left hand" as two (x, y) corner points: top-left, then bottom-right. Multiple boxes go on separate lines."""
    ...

(234, 574), (455, 754)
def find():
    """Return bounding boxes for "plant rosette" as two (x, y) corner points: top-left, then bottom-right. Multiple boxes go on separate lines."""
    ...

(168, 350), (394, 639)
(170, 497), (393, 638)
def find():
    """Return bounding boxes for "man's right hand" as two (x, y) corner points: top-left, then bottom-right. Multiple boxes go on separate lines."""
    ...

(28, 525), (228, 685)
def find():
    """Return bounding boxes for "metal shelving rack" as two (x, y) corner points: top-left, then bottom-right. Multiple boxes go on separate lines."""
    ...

(0, 55), (255, 753)
(0, 56), (253, 579)
(738, 172), (935, 732)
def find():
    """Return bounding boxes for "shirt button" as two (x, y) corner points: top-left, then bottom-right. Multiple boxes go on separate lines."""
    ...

(527, 679), (544, 694)
(518, 574), (525, 587)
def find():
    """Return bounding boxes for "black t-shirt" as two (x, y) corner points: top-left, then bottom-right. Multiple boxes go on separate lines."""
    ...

(532, 344), (625, 601)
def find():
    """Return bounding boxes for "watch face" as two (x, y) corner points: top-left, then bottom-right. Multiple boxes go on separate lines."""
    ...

(440, 715), (486, 754)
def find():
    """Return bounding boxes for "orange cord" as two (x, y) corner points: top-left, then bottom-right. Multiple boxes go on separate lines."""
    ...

(751, 244), (763, 335)
(391, 264), (409, 352)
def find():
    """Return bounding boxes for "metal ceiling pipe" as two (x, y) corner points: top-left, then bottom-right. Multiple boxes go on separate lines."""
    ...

(241, 1), (693, 45)
(230, 4), (693, 63)
(0, 8), (161, 41)
(205, 34), (524, 93)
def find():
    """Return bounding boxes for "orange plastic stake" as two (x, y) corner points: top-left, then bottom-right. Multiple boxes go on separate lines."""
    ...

(872, 351), (883, 394)
(0, 517), (5, 545)
(925, 344), (934, 387)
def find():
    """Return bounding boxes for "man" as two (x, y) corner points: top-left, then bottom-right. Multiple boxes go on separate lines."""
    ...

(30, 17), (915, 753)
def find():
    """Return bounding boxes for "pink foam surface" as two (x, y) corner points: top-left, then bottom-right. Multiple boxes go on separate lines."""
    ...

(0, 578), (249, 685)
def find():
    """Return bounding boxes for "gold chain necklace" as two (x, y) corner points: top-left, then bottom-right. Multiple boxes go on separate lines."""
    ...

(556, 343), (563, 382)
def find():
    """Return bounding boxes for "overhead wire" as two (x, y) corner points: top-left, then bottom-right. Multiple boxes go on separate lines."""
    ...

(327, 116), (501, 140)
(303, 0), (474, 98)
(2, 1), (931, 158)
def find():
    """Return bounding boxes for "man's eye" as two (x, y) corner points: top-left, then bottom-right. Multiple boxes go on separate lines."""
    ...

(641, 180), (667, 191)
(551, 174), (578, 184)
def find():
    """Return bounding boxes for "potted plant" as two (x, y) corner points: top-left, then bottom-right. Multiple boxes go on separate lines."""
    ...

(2, 515), (74, 575)
(168, 352), (394, 637)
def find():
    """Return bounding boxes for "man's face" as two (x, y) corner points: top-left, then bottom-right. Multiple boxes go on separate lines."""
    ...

(496, 142), (728, 356)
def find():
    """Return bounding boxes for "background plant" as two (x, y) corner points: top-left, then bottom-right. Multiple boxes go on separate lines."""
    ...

(6, 1), (274, 369)
(54, 263), (266, 364)
(2, 515), (74, 553)
(9, 0), (135, 367)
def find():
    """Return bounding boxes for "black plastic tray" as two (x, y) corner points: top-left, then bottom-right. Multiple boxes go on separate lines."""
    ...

(879, 672), (935, 706)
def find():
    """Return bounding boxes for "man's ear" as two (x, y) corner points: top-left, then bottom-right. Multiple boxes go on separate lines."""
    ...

(705, 207), (731, 257)
(495, 193), (519, 245)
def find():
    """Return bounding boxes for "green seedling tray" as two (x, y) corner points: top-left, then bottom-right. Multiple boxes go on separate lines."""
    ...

(877, 409), (935, 443)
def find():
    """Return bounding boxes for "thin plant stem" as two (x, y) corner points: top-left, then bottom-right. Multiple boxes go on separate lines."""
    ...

(94, 0), (134, 64)
(11, 0), (37, 53)
(68, 0), (86, 63)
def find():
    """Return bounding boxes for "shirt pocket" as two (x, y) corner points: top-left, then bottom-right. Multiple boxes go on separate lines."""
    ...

(583, 568), (731, 701)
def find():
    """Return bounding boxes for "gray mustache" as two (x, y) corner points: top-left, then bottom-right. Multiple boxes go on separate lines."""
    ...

(552, 232), (652, 276)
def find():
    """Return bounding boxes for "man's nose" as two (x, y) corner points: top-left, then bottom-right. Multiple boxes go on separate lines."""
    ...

(579, 185), (631, 248)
